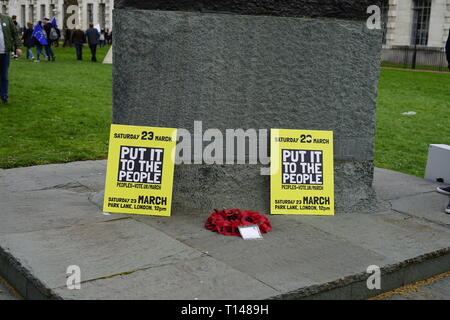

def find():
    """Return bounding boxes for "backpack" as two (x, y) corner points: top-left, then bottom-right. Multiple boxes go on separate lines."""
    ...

(49, 27), (59, 41)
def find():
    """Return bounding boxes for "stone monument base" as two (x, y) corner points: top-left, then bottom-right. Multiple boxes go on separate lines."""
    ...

(112, 5), (382, 214)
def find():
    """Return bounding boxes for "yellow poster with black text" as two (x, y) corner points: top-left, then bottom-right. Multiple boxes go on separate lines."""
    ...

(271, 129), (334, 216)
(103, 124), (177, 216)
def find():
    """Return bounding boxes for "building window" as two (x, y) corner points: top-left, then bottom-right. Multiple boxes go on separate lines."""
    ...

(381, 0), (389, 44)
(21, 5), (25, 26)
(87, 3), (94, 25)
(40, 4), (46, 19)
(411, 0), (432, 46)
(99, 3), (106, 28)
(29, 5), (34, 23)
(49, 4), (55, 19)
(2, 5), (7, 15)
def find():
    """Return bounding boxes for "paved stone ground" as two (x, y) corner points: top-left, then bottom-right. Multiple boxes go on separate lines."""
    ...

(377, 272), (450, 300)
(0, 161), (449, 299)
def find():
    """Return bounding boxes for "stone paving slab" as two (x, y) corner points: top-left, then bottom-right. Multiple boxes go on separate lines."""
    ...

(54, 255), (279, 300)
(373, 167), (441, 201)
(0, 189), (118, 235)
(0, 218), (203, 290)
(292, 211), (450, 262)
(134, 206), (450, 297)
(0, 161), (449, 300)
(182, 218), (388, 294)
(0, 160), (107, 193)
(391, 193), (450, 227)
(0, 161), (116, 235)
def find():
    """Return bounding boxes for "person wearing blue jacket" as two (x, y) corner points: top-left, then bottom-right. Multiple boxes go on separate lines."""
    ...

(42, 18), (55, 61)
(85, 24), (100, 62)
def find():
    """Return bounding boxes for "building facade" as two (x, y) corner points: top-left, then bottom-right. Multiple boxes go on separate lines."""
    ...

(383, 0), (450, 48)
(0, 0), (114, 31)
(382, 0), (449, 67)
(0, 0), (448, 66)
(1, 0), (448, 47)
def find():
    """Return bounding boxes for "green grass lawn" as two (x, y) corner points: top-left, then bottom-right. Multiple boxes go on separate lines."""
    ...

(0, 50), (449, 178)
(0, 44), (112, 168)
(375, 69), (450, 177)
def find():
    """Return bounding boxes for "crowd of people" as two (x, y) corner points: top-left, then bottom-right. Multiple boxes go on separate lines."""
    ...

(66, 24), (111, 62)
(63, 25), (112, 62)
(0, 11), (112, 104)
(14, 14), (112, 63)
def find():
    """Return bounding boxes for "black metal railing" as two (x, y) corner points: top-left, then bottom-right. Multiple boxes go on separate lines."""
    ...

(382, 46), (449, 72)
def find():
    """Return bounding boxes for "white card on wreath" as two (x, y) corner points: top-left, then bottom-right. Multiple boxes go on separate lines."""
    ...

(238, 225), (263, 240)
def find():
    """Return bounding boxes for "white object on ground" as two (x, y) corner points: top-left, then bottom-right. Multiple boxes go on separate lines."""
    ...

(103, 47), (112, 64)
(425, 144), (450, 183)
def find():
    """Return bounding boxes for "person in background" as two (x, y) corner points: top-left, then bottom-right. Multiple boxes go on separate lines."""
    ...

(33, 21), (46, 63)
(42, 18), (55, 62)
(70, 26), (85, 60)
(0, 12), (22, 104)
(85, 24), (100, 62)
(11, 15), (21, 60)
(11, 15), (21, 35)
(105, 29), (112, 45)
(437, 186), (450, 214)
(99, 29), (106, 48)
(22, 22), (35, 60)
(52, 27), (61, 47)
(63, 28), (72, 47)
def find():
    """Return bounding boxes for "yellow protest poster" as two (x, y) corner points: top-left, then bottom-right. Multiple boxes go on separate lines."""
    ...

(103, 124), (177, 216)
(270, 129), (334, 216)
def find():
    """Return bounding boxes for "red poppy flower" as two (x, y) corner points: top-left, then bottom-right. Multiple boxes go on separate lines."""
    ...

(205, 209), (272, 237)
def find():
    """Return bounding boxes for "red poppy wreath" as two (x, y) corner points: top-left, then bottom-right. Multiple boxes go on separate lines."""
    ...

(205, 209), (272, 237)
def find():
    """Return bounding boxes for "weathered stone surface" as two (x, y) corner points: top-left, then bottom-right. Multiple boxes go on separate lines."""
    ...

(113, 10), (382, 213)
(0, 219), (203, 290)
(113, 10), (381, 152)
(0, 161), (115, 235)
(167, 161), (379, 215)
(115, 0), (380, 20)
(183, 217), (388, 293)
(1, 161), (450, 300)
(288, 211), (450, 262)
(391, 193), (450, 227)
(54, 256), (279, 300)
(373, 167), (441, 201)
